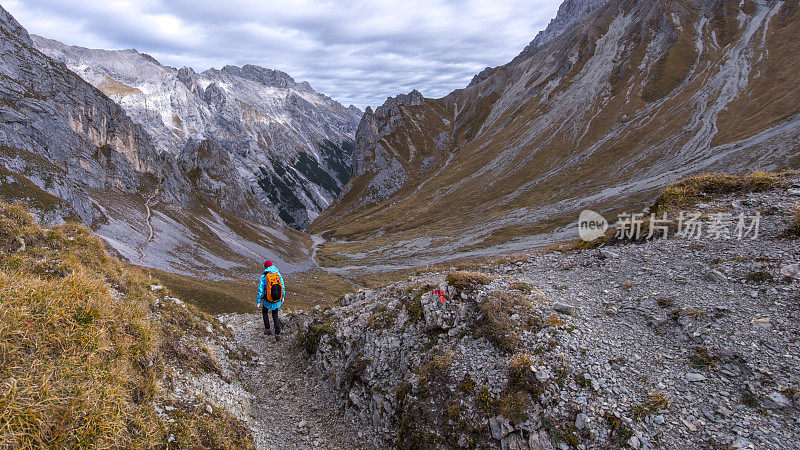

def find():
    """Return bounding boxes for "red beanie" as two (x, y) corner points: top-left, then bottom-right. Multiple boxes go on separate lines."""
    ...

(264, 260), (272, 269)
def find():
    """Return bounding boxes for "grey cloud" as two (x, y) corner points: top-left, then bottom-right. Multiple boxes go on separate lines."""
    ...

(6, 0), (561, 108)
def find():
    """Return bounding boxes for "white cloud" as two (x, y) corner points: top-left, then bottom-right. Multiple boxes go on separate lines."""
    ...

(5, 0), (562, 109)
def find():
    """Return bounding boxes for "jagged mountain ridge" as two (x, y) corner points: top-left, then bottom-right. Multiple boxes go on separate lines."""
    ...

(471, 0), (609, 86)
(0, 6), (312, 279)
(311, 0), (800, 271)
(31, 35), (362, 229)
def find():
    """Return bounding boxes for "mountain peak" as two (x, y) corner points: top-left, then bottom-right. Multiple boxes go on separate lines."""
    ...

(217, 64), (297, 88)
(374, 89), (424, 117)
(0, 5), (33, 46)
(513, 0), (609, 64)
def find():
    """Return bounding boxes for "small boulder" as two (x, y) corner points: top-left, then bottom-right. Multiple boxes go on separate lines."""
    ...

(575, 413), (588, 430)
(534, 368), (552, 383)
(766, 392), (792, 409)
(780, 264), (800, 280)
(686, 373), (707, 382)
(553, 302), (575, 315)
(599, 249), (620, 259)
(489, 415), (513, 440)
(705, 270), (727, 283)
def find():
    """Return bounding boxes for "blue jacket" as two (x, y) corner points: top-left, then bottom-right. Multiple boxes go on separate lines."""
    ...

(257, 266), (285, 310)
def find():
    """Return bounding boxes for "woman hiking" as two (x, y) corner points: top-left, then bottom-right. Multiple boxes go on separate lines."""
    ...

(257, 260), (285, 340)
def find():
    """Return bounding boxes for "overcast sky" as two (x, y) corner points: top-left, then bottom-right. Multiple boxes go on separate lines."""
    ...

(4, 0), (562, 109)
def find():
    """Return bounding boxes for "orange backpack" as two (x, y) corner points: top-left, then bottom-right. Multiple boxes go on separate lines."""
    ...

(264, 272), (282, 303)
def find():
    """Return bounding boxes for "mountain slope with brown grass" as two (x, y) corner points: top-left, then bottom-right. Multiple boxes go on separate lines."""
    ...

(0, 202), (255, 448)
(310, 0), (800, 271)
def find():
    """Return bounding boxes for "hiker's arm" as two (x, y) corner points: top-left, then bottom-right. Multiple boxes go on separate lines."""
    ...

(278, 272), (285, 303)
(256, 275), (264, 308)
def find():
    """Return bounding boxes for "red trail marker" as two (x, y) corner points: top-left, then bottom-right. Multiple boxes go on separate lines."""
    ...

(431, 289), (447, 304)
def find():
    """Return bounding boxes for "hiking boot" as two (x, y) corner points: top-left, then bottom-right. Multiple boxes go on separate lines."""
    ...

(275, 335), (281, 341)
(264, 329), (272, 335)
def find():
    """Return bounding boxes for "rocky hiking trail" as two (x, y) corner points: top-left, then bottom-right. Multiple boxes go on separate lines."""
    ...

(215, 313), (367, 449)
(136, 188), (160, 260)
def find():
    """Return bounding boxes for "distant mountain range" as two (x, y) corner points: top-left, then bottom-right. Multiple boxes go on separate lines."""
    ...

(310, 0), (800, 270)
(0, 5), (345, 278)
(31, 35), (362, 229)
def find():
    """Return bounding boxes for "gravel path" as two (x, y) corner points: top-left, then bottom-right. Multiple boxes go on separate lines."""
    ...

(222, 313), (367, 450)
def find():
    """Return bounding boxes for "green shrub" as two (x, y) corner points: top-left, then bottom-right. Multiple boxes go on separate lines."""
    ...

(299, 321), (335, 354)
(787, 206), (800, 237)
(745, 271), (773, 283)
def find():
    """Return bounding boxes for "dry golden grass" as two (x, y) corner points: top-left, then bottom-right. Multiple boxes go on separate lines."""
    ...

(508, 353), (533, 374)
(0, 202), (255, 448)
(97, 76), (142, 97)
(633, 391), (671, 419)
(651, 171), (792, 213)
(507, 353), (540, 392)
(0, 270), (161, 448)
(641, 33), (698, 102)
(283, 269), (359, 311)
(476, 291), (543, 353)
(689, 345), (719, 369)
(416, 348), (454, 391)
(446, 270), (494, 292)
(140, 267), (357, 315)
(546, 314), (565, 327)
(712, 1), (800, 147)
(0, 166), (68, 214)
(787, 206), (800, 238)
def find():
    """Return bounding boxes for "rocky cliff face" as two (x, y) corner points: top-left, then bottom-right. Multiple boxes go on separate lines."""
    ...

(0, 6), (183, 223)
(470, 0), (610, 86)
(311, 0), (800, 271)
(32, 36), (362, 228)
(516, 0), (610, 60)
(0, 6), (311, 279)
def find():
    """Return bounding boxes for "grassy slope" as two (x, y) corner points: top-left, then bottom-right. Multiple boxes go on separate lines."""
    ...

(309, 2), (800, 270)
(0, 202), (255, 448)
(349, 170), (800, 287)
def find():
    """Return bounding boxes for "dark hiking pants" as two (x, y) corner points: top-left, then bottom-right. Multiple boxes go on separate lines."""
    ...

(262, 306), (280, 335)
